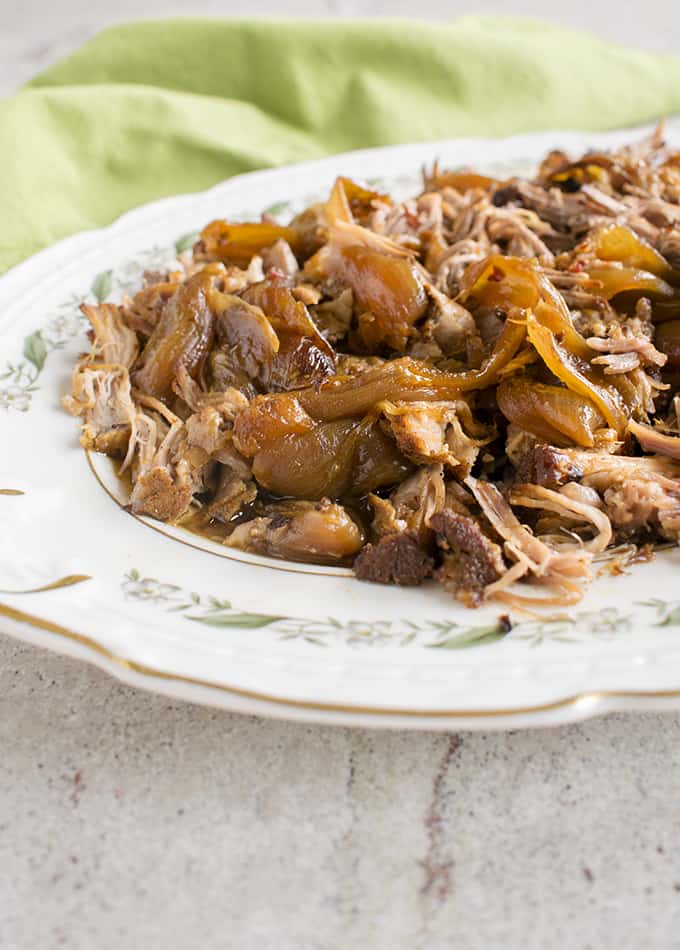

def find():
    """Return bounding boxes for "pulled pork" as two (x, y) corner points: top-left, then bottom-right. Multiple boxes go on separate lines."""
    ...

(66, 124), (680, 605)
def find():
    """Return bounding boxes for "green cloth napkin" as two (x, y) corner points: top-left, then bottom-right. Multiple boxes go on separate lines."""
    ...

(3, 16), (680, 274)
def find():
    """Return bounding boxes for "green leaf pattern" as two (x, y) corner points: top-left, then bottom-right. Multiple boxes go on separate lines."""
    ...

(1, 294), (89, 412)
(90, 270), (113, 303)
(22, 332), (48, 371)
(263, 200), (292, 217)
(1, 246), (181, 413)
(175, 232), (199, 254)
(120, 570), (680, 650)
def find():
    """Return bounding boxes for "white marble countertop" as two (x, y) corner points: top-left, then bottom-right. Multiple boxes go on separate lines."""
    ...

(3, 3), (680, 948)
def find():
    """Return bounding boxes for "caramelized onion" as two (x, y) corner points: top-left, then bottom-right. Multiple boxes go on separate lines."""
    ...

(454, 255), (591, 387)
(591, 224), (672, 277)
(526, 313), (628, 434)
(232, 393), (313, 457)
(429, 170), (496, 193)
(325, 177), (391, 226)
(227, 500), (363, 562)
(242, 283), (336, 389)
(346, 246), (428, 351)
(133, 266), (222, 400)
(443, 311), (527, 391)
(458, 254), (542, 311)
(497, 377), (604, 448)
(211, 292), (279, 378)
(233, 393), (410, 498)
(252, 417), (409, 499)
(295, 358), (463, 421)
(201, 220), (302, 267)
(586, 263), (675, 302)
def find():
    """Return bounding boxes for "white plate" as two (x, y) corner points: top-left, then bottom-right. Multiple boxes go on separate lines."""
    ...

(3, 122), (680, 731)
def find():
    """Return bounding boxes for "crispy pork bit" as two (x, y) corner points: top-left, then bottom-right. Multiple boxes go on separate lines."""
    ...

(131, 467), (193, 522)
(354, 532), (434, 586)
(431, 510), (505, 607)
(465, 477), (593, 607)
(65, 124), (680, 603)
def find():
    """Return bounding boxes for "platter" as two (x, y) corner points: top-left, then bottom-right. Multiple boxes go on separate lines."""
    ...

(3, 120), (680, 729)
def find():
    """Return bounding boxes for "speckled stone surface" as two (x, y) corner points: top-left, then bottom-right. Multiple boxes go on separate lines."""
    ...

(2, 633), (680, 949)
(3, 3), (680, 946)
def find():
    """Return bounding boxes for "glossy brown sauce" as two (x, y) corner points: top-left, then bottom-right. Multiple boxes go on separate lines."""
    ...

(113, 459), (369, 567)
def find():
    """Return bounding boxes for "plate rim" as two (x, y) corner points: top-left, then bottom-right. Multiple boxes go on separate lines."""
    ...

(4, 598), (680, 730)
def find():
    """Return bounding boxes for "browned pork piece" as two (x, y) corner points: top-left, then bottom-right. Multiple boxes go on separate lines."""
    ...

(354, 533), (435, 586)
(354, 465), (446, 586)
(128, 387), (250, 522)
(226, 499), (363, 562)
(63, 303), (139, 455)
(514, 443), (680, 542)
(430, 510), (505, 607)
(65, 124), (680, 608)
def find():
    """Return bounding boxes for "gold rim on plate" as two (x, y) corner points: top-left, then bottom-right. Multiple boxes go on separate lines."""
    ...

(3, 599), (680, 720)
(86, 452), (351, 579)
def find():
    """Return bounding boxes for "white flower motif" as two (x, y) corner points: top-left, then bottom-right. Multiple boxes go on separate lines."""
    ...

(122, 574), (181, 602)
(580, 608), (632, 635)
(43, 311), (86, 344)
(114, 246), (182, 294)
(0, 385), (31, 412)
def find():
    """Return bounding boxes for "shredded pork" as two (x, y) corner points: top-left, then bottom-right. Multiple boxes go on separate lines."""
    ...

(65, 124), (680, 607)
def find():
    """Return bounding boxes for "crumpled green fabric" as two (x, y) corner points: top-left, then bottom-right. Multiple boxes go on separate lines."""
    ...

(2, 16), (680, 273)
